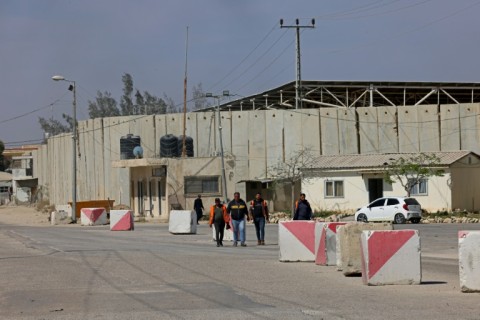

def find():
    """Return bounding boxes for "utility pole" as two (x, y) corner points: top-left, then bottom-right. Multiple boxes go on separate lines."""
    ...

(280, 18), (315, 109)
(182, 26), (189, 157)
(205, 91), (230, 204)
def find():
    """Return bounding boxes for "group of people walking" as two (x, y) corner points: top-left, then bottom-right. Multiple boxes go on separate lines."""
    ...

(195, 192), (313, 247)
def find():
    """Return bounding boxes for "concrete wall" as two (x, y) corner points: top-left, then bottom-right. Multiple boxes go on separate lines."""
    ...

(34, 103), (480, 212)
(303, 171), (453, 213)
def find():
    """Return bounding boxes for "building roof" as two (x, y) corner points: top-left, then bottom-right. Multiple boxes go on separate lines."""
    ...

(197, 80), (480, 112)
(0, 171), (13, 181)
(305, 151), (477, 171)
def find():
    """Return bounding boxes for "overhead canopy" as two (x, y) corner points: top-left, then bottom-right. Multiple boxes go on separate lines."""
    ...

(196, 80), (480, 112)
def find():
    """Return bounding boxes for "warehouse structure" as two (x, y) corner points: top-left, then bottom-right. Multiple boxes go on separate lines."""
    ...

(32, 80), (480, 218)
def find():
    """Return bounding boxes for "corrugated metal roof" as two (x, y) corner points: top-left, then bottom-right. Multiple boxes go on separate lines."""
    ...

(307, 151), (477, 171)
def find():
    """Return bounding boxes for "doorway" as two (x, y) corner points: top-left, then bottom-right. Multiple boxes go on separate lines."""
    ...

(368, 178), (383, 203)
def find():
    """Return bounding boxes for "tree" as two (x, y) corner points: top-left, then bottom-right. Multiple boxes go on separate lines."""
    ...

(0, 140), (5, 171)
(267, 148), (319, 217)
(383, 153), (445, 197)
(135, 90), (168, 115)
(38, 115), (72, 137)
(164, 94), (178, 113)
(120, 73), (135, 115)
(88, 91), (120, 118)
(192, 82), (210, 110)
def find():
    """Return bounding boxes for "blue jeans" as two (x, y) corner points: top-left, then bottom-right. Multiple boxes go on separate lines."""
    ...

(231, 218), (246, 243)
(253, 217), (265, 241)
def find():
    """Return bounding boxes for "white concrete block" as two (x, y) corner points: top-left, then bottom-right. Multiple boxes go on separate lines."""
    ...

(459, 231), (480, 292)
(336, 225), (345, 271)
(361, 230), (421, 286)
(80, 207), (107, 226)
(212, 222), (234, 242)
(169, 210), (197, 234)
(315, 222), (347, 265)
(279, 221), (316, 262)
(110, 210), (134, 231)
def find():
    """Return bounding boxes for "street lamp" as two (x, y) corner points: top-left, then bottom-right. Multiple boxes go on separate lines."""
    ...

(206, 91), (230, 204)
(52, 75), (77, 223)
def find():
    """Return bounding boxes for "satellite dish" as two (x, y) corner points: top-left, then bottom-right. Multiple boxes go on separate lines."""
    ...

(133, 146), (144, 159)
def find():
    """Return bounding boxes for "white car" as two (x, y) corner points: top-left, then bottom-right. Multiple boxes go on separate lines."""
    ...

(355, 197), (422, 224)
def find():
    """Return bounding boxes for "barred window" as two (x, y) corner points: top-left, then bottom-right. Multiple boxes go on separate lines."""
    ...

(184, 176), (220, 194)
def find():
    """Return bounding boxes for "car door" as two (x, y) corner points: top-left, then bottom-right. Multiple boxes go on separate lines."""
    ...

(385, 198), (401, 221)
(367, 198), (386, 221)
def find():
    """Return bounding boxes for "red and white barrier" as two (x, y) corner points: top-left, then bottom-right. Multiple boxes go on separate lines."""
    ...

(459, 231), (480, 292)
(361, 230), (421, 285)
(169, 210), (197, 234)
(80, 207), (107, 226)
(279, 221), (316, 262)
(315, 222), (347, 265)
(110, 210), (134, 231)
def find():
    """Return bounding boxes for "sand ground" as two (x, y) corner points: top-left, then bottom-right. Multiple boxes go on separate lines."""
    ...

(0, 205), (51, 226)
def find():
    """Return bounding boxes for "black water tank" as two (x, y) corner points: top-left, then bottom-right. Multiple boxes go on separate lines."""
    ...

(160, 134), (179, 157)
(120, 134), (141, 160)
(177, 135), (194, 157)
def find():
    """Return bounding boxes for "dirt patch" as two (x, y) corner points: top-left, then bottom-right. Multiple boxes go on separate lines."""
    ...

(0, 205), (51, 226)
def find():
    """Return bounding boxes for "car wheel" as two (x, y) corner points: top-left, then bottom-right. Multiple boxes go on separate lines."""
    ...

(411, 218), (420, 224)
(357, 213), (368, 223)
(394, 213), (406, 224)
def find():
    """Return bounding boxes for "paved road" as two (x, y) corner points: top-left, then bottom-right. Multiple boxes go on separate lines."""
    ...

(1, 222), (479, 320)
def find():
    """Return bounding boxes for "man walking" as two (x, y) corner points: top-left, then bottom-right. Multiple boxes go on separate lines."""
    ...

(249, 193), (269, 245)
(294, 193), (312, 220)
(227, 192), (249, 247)
(209, 198), (230, 247)
(193, 194), (204, 224)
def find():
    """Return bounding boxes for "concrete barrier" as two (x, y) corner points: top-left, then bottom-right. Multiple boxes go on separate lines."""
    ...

(459, 231), (480, 292)
(110, 210), (134, 231)
(337, 223), (393, 276)
(81, 207), (107, 226)
(315, 222), (347, 266)
(279, 221), (316, 262)
(336, 225), (345, 271)
(169, 210), (197, 234)
(212, 222), (234, 242)
(361, 230), (421, 285)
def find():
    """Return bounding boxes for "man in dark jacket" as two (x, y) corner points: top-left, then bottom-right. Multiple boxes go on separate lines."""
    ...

(249, 193), (269, 245)
(227, 192), (249, 247)
(193, 195), (204, 224)
(294, 193), (312, 220)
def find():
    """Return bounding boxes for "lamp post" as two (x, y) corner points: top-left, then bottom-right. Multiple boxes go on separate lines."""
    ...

(52, 75), (77, 223)
(205, 91), (230, 204)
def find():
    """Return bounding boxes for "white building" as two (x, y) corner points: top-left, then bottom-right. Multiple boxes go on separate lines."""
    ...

(301, 151), (480, 213)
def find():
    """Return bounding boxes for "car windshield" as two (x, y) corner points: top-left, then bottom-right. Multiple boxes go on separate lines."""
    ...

(405, 198), (420, 205)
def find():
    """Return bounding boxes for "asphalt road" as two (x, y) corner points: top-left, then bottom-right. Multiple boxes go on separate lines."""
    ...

(1, 222), (480, 320)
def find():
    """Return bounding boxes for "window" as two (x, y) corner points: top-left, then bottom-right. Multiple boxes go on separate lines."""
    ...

(184, 176), (220, 194)
(387, 198), (399, 206)
(409, 179), (428, 196)
(0, 186), (9, 193)
(369, 199), (385, 207)
(325, 180), (344, 198)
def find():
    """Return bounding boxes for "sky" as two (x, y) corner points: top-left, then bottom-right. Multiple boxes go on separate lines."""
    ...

(1, 0), (480, 146)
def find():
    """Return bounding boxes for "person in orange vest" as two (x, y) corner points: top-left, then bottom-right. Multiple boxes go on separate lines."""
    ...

(209, 198), (230, 247)
(249, 192), (269, 245)
(294, 193), (312, 220)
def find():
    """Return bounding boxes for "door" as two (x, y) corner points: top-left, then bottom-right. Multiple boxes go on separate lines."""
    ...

(137, 181), (144, 215)
(368, 178), (384, 203)
(368, 198), (386, 221)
